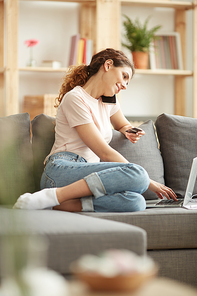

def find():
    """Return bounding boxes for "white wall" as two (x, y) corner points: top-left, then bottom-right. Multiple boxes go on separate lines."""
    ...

(120, 5), (193, 118)
(18, 1), (193, 118)
(18, 1), (79, 109)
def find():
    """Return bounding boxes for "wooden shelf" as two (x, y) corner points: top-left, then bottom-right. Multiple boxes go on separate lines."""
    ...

(19, 67), (68, 72)
(19, 67), (193, 77)
(135, 69), (193, 76)
(20, 0), (96, 3)
(121, 0), (193, 10)
(20, 0), (193, 7)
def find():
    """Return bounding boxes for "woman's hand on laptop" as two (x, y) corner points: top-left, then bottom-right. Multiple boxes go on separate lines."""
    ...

(149, 179), (178, 201)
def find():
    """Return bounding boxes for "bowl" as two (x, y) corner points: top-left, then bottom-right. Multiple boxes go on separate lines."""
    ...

(72, 266), (158, 292)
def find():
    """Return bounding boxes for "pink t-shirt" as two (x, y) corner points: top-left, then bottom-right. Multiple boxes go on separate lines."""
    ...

(46, 86), (120, 163)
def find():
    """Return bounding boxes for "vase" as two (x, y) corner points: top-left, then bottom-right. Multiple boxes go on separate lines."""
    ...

(27, 58), (36, 67)
(27, 47), (36, 67)
(132, 51), (149, 69)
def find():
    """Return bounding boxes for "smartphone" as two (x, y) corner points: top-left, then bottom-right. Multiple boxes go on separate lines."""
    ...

(101, 95), (116, 104)
(126, 127), (143, 134)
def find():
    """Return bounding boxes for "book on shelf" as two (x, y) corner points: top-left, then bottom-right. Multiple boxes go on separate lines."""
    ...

(68, 34), (80, 66)
(41, 60), (62, 69)
(86, 39), (93, 65)
(149, 32), (183, 70)
(68, 34), (93, 66)
(77, 38), (85, 65)
(82, 38), (87, 64)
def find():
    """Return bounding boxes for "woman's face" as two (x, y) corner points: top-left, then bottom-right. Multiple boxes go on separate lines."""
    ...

(102, 62), (132, 97)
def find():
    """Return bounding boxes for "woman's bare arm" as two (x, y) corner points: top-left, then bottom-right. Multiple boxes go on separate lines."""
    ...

(75, 123), (129, 163)
(110, 109), (145, 143)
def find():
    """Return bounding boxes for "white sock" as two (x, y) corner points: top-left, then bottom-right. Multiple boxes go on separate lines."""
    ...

(13, 188), (60, 210)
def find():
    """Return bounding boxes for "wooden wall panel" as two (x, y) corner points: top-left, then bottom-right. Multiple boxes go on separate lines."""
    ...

(193, 1), (197, 118)
(80, 4), (96, 54)
(174, 76), (186, 116)
(5, 0), (19, 115)
(96, 0), (120, 52)
(174, 9), (186, 115)
(0, 1), (4, 116)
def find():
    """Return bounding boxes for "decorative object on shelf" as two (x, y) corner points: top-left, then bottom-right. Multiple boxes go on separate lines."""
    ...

(23, 94), (57, 121)
(149, 32), (183, 70)
(122, 15), (161, 69)
(41, 60), (62, 69)
(25, 39), (39, 67)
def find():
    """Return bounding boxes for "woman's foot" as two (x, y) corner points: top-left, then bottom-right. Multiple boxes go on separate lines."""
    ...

(13, 188), (60, 210)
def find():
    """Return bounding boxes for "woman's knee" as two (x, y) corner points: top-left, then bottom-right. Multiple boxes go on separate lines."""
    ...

(122, 192), (146, 212)
(128, 163), (150, 194)
(132, 194), (146, 211)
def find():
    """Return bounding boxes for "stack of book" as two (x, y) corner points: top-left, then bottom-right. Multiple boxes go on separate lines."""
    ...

(68, 34), (93, 66)
(150, 32), (183, 70)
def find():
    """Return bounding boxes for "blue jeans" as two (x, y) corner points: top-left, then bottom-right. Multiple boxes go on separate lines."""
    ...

(40, 152), (150, 212)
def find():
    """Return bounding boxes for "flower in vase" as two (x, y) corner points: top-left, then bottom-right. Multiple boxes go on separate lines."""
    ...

(25, 39), (39, 47)
(25, 39), (39, 67)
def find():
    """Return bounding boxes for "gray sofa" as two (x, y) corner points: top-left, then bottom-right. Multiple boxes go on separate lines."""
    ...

(0, 112), (197, 288)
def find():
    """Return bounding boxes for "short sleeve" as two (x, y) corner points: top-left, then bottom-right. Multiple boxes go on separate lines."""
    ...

(61, 94), (93, 128)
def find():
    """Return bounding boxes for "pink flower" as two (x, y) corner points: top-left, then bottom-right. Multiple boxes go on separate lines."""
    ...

(25, 39), (39, 47)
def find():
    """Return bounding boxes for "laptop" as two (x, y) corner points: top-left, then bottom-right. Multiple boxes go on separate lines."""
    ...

(146, 157), (197, 209)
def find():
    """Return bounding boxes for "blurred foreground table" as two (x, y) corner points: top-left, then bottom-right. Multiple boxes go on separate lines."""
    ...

(68, 278), (197, 296)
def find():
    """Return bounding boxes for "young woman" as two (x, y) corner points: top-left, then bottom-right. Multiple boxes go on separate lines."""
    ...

(14, 48), (177, 212)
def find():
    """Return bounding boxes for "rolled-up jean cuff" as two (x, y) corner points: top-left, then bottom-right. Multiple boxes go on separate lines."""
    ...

(81, 196), (94, 212)
(84, 172), (106, 198)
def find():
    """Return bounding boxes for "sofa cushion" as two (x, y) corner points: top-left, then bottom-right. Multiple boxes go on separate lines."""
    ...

(109, 120), (164, 200)
(0, 207), (147, 275)
(0, 113), (35, 205)
(81, 207), (197, 250)
(31, 114), (56, 191)
(155, 113), (197, 196)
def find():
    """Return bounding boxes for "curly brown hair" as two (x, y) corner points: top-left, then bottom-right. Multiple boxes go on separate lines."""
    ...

(55, 48), (135, 107)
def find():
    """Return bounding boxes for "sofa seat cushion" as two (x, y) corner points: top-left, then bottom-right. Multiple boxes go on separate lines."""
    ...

(80, 208), (197, 250)
(109, 120), (164, 200)
(155, 113), (197, 197)
(0, 207), (147, 275)
(0, 113), (35, 205)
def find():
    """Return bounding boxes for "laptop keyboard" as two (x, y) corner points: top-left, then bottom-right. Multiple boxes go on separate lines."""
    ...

(156, 199), (184, 206)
